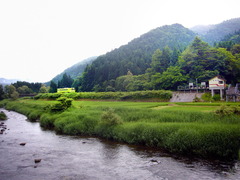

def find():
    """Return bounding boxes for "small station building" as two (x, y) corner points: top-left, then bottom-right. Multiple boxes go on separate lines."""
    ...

(177, 76), (240, 101)
(208, 76), (226, 100)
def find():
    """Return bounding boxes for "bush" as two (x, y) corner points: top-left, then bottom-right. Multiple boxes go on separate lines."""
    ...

(96, 108), (123, 139)
(201, 93), (212, 102)
(0, 111), (7, 120)
(50, 97), (73, 112)
(212, 94), (221, 101)
(215, 105), (240, 116)
(193, 96), (201, 102)
(100, 108), (123, 126)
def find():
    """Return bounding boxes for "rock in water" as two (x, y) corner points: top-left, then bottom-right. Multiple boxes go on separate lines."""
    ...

(34, 159), (41, 163)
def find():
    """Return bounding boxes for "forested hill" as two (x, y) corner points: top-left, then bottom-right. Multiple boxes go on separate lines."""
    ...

(79, 24), (196, 91)
(191, 18), (240, 44)
(47, 56), (97, 85)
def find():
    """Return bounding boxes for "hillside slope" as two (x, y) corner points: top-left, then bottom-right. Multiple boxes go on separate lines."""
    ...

(48, 56), (97, 84)
(191, 18), (240, 44)
(0, 78), (19, 86)
(80, 24), (196, 91)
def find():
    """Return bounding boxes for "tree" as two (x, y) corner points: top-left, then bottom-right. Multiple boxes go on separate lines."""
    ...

(49, 81), (58, 93)
(150, 47), (172, 74)
(171, 48), (180, 66)
(160, 46), (172, 71)
(5, 85), (19, 99)
(12, 81), (42, 93)
(231, 44), (240, 55)
(10, 91), (19, 100)
(115, 75), (133, 91)
(0, 85), (5, 100)
(39, 84), (49, 93)
(153, 66), (187, 90)
(17, 85), (33, 95)
(216, 48), (240, 83)
(179, 37), (222, 79)
(58, 73), (73, 88)
(151, 49), (162, 73)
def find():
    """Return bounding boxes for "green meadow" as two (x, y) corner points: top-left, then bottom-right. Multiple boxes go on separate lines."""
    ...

(1, 99), (240, 160)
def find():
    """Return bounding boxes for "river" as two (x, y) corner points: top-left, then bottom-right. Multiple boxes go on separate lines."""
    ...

(0, 109), (240, 180)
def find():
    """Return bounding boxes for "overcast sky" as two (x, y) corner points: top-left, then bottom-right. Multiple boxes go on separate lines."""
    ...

(0, 0), (239, 82)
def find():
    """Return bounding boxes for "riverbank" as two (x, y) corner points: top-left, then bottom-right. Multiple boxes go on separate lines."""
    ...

(2, 109), (240, 180)
(1, 99), (240, 160)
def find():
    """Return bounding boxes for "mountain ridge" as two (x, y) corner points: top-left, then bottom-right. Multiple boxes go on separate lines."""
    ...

(49, 18), (240, 91)
(47, 56), (97, 85)
(78, 23), (197, 91)
(191, 17), (240, 44)
(0, 78), (19, 86)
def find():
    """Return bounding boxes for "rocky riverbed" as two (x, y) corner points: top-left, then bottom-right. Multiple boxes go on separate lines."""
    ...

(0, 121), (8, 134)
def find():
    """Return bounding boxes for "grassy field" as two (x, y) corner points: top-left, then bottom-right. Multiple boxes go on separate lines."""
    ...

(1, 99), (240, 160)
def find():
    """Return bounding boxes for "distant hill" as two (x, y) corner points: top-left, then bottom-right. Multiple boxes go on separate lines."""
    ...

(79, 23), (196, 91)
(191, 17), (240, 44)
(221, 30), (240, 44)
(0, 78), (19, 86)
(190, 25), (215, 35)
(47, 56), (97, 85)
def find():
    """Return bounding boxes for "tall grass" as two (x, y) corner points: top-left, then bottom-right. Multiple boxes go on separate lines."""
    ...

(2, 99), (240, 160)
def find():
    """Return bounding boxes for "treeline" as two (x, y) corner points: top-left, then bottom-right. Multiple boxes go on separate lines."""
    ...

(0, 81), (46, 100)
(72, 37), (240, 92)
(0, 73), (75, 100)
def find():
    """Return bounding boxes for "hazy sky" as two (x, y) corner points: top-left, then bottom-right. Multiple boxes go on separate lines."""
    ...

(0, 0), (239, 82)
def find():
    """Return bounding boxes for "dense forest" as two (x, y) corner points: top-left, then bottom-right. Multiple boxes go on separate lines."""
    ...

(69, 19), (240, 92)
(73, 37), (240, 92)
(75, 24), (196, 91)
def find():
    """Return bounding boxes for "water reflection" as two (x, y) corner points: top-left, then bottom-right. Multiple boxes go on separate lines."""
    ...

(100, 140), (121, 160)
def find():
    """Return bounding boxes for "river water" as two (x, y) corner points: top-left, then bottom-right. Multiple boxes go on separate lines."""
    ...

(0, 109), (240, 180)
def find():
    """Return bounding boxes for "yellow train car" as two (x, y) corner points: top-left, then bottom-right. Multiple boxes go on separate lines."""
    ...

(57, 88), (75, 93)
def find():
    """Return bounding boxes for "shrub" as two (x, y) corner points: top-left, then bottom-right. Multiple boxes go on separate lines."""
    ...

(212, 94), (221, 101)
(215, 105), (240, 116)
(96, 108), (123, 139)
(0, 99), (8, 108)
(100, 108), (123, 126)
(193, 96), (201, 102)
(0, 111), (7, 120)
(50, 97), (73, 112)
(201, 93), (212, 102)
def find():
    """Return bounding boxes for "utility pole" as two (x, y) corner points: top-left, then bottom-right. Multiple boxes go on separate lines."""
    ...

(196, 78), (198, 93)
